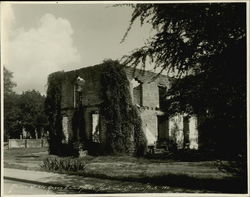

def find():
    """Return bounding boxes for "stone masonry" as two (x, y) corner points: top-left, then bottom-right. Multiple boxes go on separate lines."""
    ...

(55, 64), (198, 152)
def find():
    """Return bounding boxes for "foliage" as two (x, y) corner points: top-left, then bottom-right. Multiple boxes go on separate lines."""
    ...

(4, 67), (18, 140)
(131, 105), (147, 157)
(123, 3), (246, 156)
(45, 72), (81, 156)
(45, 72), (64, 155)
(4, 93), (21, 140)
(40, 154), (246, 193)
(41, 157), (89, 172)
(216, 155), (247, 178)
(4, 67), (48, 140)
(166, 38), (246, 155)
(18, 90), (49, 138)
(4, 67), (16, 95)
(122, 3), (245, 74)
(100, 60), (147, 156)
(4, 90), (48, 140)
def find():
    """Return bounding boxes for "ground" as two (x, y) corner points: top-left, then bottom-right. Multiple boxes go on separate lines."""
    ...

(3, 147), (247, 193)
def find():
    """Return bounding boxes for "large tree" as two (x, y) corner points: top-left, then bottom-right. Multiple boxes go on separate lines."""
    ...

(123, 3), (246, 156)
(4, 67), (17, 96)
(18, 90), (49, 138)
(4, 68), (48, 139)
(4, 67), (20, 140)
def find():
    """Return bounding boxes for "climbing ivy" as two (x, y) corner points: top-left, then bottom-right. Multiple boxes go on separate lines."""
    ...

(131, 105), (147, 157)
(45, 71), (64, 155)
(100, 60), (147, 156)
(45, 61), (147, 157)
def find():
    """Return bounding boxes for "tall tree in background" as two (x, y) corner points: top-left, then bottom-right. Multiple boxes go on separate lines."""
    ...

(18, 90), (49, 138)
(122, 3), (246, 156)
(4, 67), (17, 95)
(4, 67), (48, 140)
(4, 67), (20, 140)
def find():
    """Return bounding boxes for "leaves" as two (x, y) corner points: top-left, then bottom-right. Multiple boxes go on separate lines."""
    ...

(123, 3), (246, 73)
(123, 3), (246, 155)
(100, 60), (147, 156)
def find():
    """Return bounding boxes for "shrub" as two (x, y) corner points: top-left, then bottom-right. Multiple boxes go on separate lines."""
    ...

(215, 154), (247, 177)
(41, 157), (89, 172)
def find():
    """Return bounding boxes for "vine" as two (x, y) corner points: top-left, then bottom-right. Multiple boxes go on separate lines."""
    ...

(45, 61), (147, 157)
(100, 60), (147, 156)
(45, 71), (64, 155)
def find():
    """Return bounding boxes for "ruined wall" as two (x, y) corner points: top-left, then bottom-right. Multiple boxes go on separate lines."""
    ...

(60, 65), (172, 146)
(61, 65), (104, 109)
(125, 67), (172, 146)
(58, 64), (198, 152)
(8, 139), (49, 149)
(140, 109), (158, 145)
(125, 67), (171, 109)
(60, 65), (106, 143)
(189, 116), (198, 150)
(169, 114), (199, 150)
(169, 115), (184, 149)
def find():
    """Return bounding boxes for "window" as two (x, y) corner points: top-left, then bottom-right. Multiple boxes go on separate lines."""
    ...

(183, 116), (190, 148)
(74, 76), (85, 107)
(131, 78), (142, 106)
(158, 86), (167, 109)
(92, 113), (100, 143)
(62, 116), (69, 143)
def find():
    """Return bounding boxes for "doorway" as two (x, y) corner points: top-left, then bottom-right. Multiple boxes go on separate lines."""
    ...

(157, 115), (169, 148)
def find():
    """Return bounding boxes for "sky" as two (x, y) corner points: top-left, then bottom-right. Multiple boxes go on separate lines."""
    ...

(2, 2), (153, 94)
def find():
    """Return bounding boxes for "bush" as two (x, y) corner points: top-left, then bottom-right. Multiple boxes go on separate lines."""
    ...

(215, 154), (247, 177)
(41, 157), (90, 172)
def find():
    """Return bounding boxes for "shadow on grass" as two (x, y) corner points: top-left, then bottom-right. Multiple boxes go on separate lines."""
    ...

(40, 154), (248, 193)
(80, 172), (247, 193)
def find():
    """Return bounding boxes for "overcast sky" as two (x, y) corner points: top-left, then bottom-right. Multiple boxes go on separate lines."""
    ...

(2, 2), (153, 94)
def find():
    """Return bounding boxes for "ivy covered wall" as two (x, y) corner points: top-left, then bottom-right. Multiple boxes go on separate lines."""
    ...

(45, 60), (147, 157)
(100, 60), (147, 156)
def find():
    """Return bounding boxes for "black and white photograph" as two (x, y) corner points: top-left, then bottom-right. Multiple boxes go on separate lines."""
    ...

(1, 1), (249, 195)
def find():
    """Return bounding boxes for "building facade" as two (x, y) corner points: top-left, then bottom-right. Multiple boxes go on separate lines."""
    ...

(50, 63), (198, 154)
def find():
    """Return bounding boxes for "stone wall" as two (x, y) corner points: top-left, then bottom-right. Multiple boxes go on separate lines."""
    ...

(189, 116), (199, 149)
(140, 109), (158, 145)
(169, 115), (199, 150)
(8, 139), (49, 149)
(124, 67), (171, 147)
(59, 65), (171, 145)
(58, 64), (199, 152)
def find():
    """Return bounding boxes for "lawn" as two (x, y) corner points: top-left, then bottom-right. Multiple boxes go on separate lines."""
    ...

(4, 147), (247, 193)
(4, 147), (49, 170)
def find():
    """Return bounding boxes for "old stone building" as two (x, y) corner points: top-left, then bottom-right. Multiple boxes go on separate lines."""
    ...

(48, 63), (198, 154)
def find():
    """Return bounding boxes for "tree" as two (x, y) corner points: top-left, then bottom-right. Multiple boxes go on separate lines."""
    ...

(4, 68), (48, 140)
(18, 90), (48, 138)
(4, 67), (16, 96)
(122, 3), (245, 74)
(123, 3), (246, 156)
(4, 67), (20, 140)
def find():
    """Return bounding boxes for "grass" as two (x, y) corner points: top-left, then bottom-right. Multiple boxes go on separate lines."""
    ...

(4, 147), (248, 193)
(4, 147), (49, 170)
